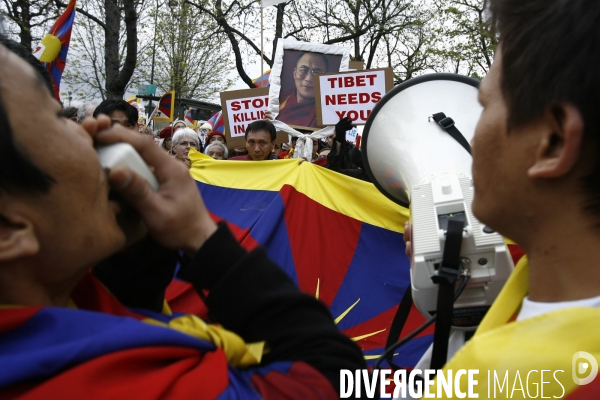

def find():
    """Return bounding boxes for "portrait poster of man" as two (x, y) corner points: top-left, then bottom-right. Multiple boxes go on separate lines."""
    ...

(269, 39), (350, 131)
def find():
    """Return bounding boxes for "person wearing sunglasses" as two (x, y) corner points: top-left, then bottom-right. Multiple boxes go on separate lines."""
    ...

(278, 52), (329, 128)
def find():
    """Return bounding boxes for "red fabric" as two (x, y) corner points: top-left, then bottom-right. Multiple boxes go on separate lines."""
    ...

(342, 306), (398, 351)
(280, 185), (361, 307)
(9, 346), (229, 400)
(278, 91), (317, 129)
(508, 243), (525, 265)
(207, 131), (227, 145)
(0, 307), (41, 334)
(250, 361), (338, 400)
(160, 126), (174, 139)
(342, 303), (434, 354)
(564, 376), (600, 399)
(165, 280), (209, 319)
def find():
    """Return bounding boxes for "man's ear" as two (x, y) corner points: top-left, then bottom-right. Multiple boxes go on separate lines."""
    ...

(528, 104), (584, 179)
(0, 212), (40, 262)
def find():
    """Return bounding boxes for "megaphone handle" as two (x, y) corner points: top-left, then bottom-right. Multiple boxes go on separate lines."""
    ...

(384, 286), (414, 370)
(430, 219), (465, 370)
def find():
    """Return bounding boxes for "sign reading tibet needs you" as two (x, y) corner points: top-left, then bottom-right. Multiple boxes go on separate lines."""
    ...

(315, 68), (393, 125)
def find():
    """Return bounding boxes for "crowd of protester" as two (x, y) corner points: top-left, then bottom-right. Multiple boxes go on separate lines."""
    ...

(68, 97), (369, 183)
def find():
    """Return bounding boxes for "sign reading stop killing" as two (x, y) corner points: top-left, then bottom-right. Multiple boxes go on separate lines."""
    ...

(315, 68), (393, 125)
(220, 87), (270, 148)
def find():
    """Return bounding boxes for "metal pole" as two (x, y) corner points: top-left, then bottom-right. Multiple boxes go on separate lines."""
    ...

(148, 0), (159, 126)
(260, 5), (264, 83)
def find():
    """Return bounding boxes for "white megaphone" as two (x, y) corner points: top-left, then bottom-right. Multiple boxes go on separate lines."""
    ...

(362, 73), (514, 329)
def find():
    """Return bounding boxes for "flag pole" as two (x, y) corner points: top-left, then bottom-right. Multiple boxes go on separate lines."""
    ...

(147, 103), (160, 125)
(260, 4), (264, 82)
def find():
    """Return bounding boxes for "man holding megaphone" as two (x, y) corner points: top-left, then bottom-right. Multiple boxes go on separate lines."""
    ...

(402, 0), (600, 397)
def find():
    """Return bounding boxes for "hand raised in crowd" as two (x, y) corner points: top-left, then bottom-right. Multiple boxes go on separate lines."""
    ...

(87, 115), (217, 257)
(263, 110), (274, 121)
(334, 116), (353, 143)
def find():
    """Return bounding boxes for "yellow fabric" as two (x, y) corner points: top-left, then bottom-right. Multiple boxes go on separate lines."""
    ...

(144, 314), (264, 368)
(476, 255), (529, 334)
(188, 149), (409, 233)
(161, 300), (173, 316)
(432, 257), (600, 398)
(38, 34), (61, 63)
(189, 147), (215, 161)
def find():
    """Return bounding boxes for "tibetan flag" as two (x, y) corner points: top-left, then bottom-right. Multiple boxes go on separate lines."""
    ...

(184, 108), (197, 129)
(252, 69), (271, 88)
(152, 90), (175, 122)
(32, 0), (76, 101)
(206, 110), (224, 134)
(125, 95), (140, 104)
(166, 152), (435, 368)
(0, 273), (334, 398)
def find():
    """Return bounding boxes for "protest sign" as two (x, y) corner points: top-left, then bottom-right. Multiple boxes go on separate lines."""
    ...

(349, 61), (364, 71)
(315, 68), (393, 126)
(220, 88), (288, 148)
(268, 39), (351, 131)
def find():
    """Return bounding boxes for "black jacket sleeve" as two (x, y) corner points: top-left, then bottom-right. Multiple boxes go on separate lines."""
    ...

(93, 236), (179, 313)
(327, 141), (371, 182)
(177, 222), (367, 395)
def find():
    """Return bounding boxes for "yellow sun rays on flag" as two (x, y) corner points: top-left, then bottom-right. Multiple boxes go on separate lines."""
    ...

(315, 279), (390, 360)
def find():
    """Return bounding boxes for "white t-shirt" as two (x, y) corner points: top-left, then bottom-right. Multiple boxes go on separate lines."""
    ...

(516, 294), (600, 322)
(413, 295), (600, 375)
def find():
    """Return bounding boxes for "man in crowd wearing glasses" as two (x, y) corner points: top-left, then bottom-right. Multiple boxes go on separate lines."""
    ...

(278, 52), (328, 128)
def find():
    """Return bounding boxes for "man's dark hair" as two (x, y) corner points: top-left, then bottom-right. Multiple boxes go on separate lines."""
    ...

(296, 52), (329, 71)
(93, 99), (139, 126)
(245, 120), (276, 141)
(0, 35), (54, 97)
(490, 0), (600, 213)
(0, 42), (55, 194)
(61, 106), (78, 119)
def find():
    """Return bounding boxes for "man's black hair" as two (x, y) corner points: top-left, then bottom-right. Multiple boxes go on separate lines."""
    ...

(295, 52), (329, 71)
(245, 120), (276, 141)
(0, 35), (54, 97)
(0, 40), (55, 194)
(489, 0), (600, 214)
(93, 99), (139, 126)
(61, 106), (78, 119)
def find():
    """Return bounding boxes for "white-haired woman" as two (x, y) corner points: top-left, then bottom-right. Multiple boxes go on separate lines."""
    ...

(204, 141), (228, 160)
(172, 128), (201, 168)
